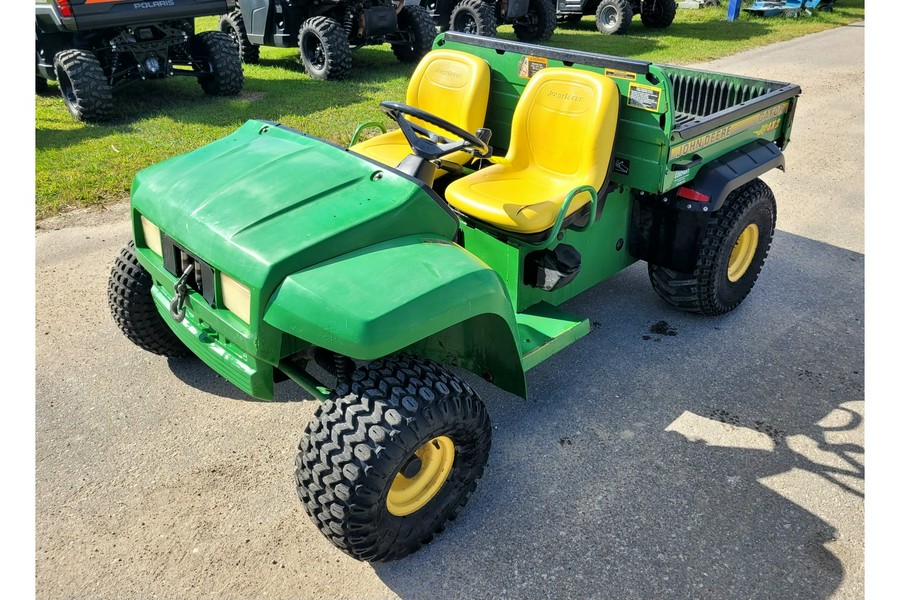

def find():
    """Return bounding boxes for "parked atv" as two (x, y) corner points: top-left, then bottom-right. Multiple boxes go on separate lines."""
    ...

(109, 32), (800, 561)
(557, 0), (676, 35)
(423, 0), (557, 41)
(36, 0), (244, 122)
(744, 0), (836, 18)
(218, 0), (435, 79)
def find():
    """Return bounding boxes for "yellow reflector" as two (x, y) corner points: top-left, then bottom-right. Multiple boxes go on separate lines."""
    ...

(140, 216), (163, 256)
(220, 273), (251, 324)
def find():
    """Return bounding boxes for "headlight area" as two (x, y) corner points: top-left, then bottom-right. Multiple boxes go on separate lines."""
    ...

(140, 215), (163, 256)
(138, 213), (253, 327)
(220, 272), (252, 324)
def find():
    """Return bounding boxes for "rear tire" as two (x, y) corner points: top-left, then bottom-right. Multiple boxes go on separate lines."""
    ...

(192, 31), (244, 96)
(298, 16), (352, 80)
(648, 179), (776, 316)
(392, 5), (437, 63)
(640, 0), (677, 29)
(513, 0), (557, 42)
(595, 0), (633, 35)
(219, 10), (260, 64)
(295, 355), (492, 562)
(53, 49), (113, 123)
(448, 0), (498, 37)
(108, 242), (191, 357)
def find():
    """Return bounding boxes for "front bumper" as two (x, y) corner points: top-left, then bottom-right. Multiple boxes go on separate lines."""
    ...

(139, 248), (276, 400)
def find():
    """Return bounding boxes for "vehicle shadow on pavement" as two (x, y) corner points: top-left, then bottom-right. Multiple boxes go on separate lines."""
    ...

(375, 230), (864, 600)
(167, 357), (331, 403)
(166, 357), (258, 402)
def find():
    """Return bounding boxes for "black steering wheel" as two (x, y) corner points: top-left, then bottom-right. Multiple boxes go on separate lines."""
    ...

(379, 101), (490, 162)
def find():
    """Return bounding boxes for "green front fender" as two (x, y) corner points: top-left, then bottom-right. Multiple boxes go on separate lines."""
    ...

(263, 235), (527, 398)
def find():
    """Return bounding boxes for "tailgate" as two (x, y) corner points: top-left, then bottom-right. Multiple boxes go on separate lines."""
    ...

(69, 0), (232, 29)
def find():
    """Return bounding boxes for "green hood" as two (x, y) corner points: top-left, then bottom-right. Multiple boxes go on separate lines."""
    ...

(131, 120), (458, 295)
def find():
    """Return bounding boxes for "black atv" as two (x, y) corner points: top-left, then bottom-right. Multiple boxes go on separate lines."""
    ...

(218, 0), (435, 80)
(556, 0), (676, 35)
(36, 0), (244, 122)
(423, 0), (557, 42)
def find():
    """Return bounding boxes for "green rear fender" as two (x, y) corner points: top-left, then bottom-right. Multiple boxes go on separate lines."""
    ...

(263, 235), (527, 399)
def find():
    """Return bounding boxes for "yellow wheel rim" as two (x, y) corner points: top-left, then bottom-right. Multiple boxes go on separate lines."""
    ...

(386, 436), (455, 517)
(728, 223), (759, 282)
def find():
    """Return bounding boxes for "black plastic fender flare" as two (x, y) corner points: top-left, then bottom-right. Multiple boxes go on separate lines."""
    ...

(629, 140), (785, 273)
(687, 139), (785, 211)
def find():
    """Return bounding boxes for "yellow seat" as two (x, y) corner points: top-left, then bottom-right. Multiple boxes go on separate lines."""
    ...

(350, 49), (491, 174)
(445, 67), (620, 235)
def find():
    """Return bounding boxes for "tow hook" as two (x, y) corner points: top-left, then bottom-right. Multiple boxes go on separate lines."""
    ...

(169, 263), (194, 323)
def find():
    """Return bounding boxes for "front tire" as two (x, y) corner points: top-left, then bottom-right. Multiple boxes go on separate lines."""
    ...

(192, 31), (244, 96)
(513, 0), (557, 42)
(108, 242), (191, 357)
(53, 49), (113, 123)
(392, 5), (438, 63)
(595, 0), (633, 35)
(295, 355), (492, 562)
(648, 178), (776, 316)
(448, 0), (499, 38)
(640, 0), (677, 29)
(219, 10), (260, 64)
(298, 16), (352, 80)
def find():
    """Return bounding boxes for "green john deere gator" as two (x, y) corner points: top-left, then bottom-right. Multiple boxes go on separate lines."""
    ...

(108, 32), (800, 562)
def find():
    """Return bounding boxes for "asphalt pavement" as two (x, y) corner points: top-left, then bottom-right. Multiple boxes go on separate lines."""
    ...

(35, 22), (865, 600)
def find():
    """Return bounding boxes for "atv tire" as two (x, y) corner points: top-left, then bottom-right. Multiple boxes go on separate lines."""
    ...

(648, 178), (776, 316)
(448, 0), (498, 38)
(53, 49), (113, 123)
(513, 0), (557, 42)
(392, 5), (438, 63)
(192, 31), (244, 96)
(595, 0), (633, 35)
(298, 16), (352, 80)
(219, 10), (260, 64)
(641, 0), (677, 29)
(108, 242), (191, 358)
(295, 355), (492, 562)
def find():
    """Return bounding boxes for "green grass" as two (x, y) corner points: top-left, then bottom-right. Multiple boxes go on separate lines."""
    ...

(35, 1), (864, 220)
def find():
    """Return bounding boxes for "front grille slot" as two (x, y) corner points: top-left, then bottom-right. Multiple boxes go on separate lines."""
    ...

(162, 236), (216, 308)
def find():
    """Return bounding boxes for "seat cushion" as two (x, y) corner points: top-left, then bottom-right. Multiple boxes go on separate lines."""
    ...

(445, 164), (595, 234)
(350, 129), (475, 173)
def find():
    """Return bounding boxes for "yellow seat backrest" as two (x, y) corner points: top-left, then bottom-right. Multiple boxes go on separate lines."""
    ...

(350, 50), (490, 170)
(405, 49), (491, 137)
(504, 67), (619, 183)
